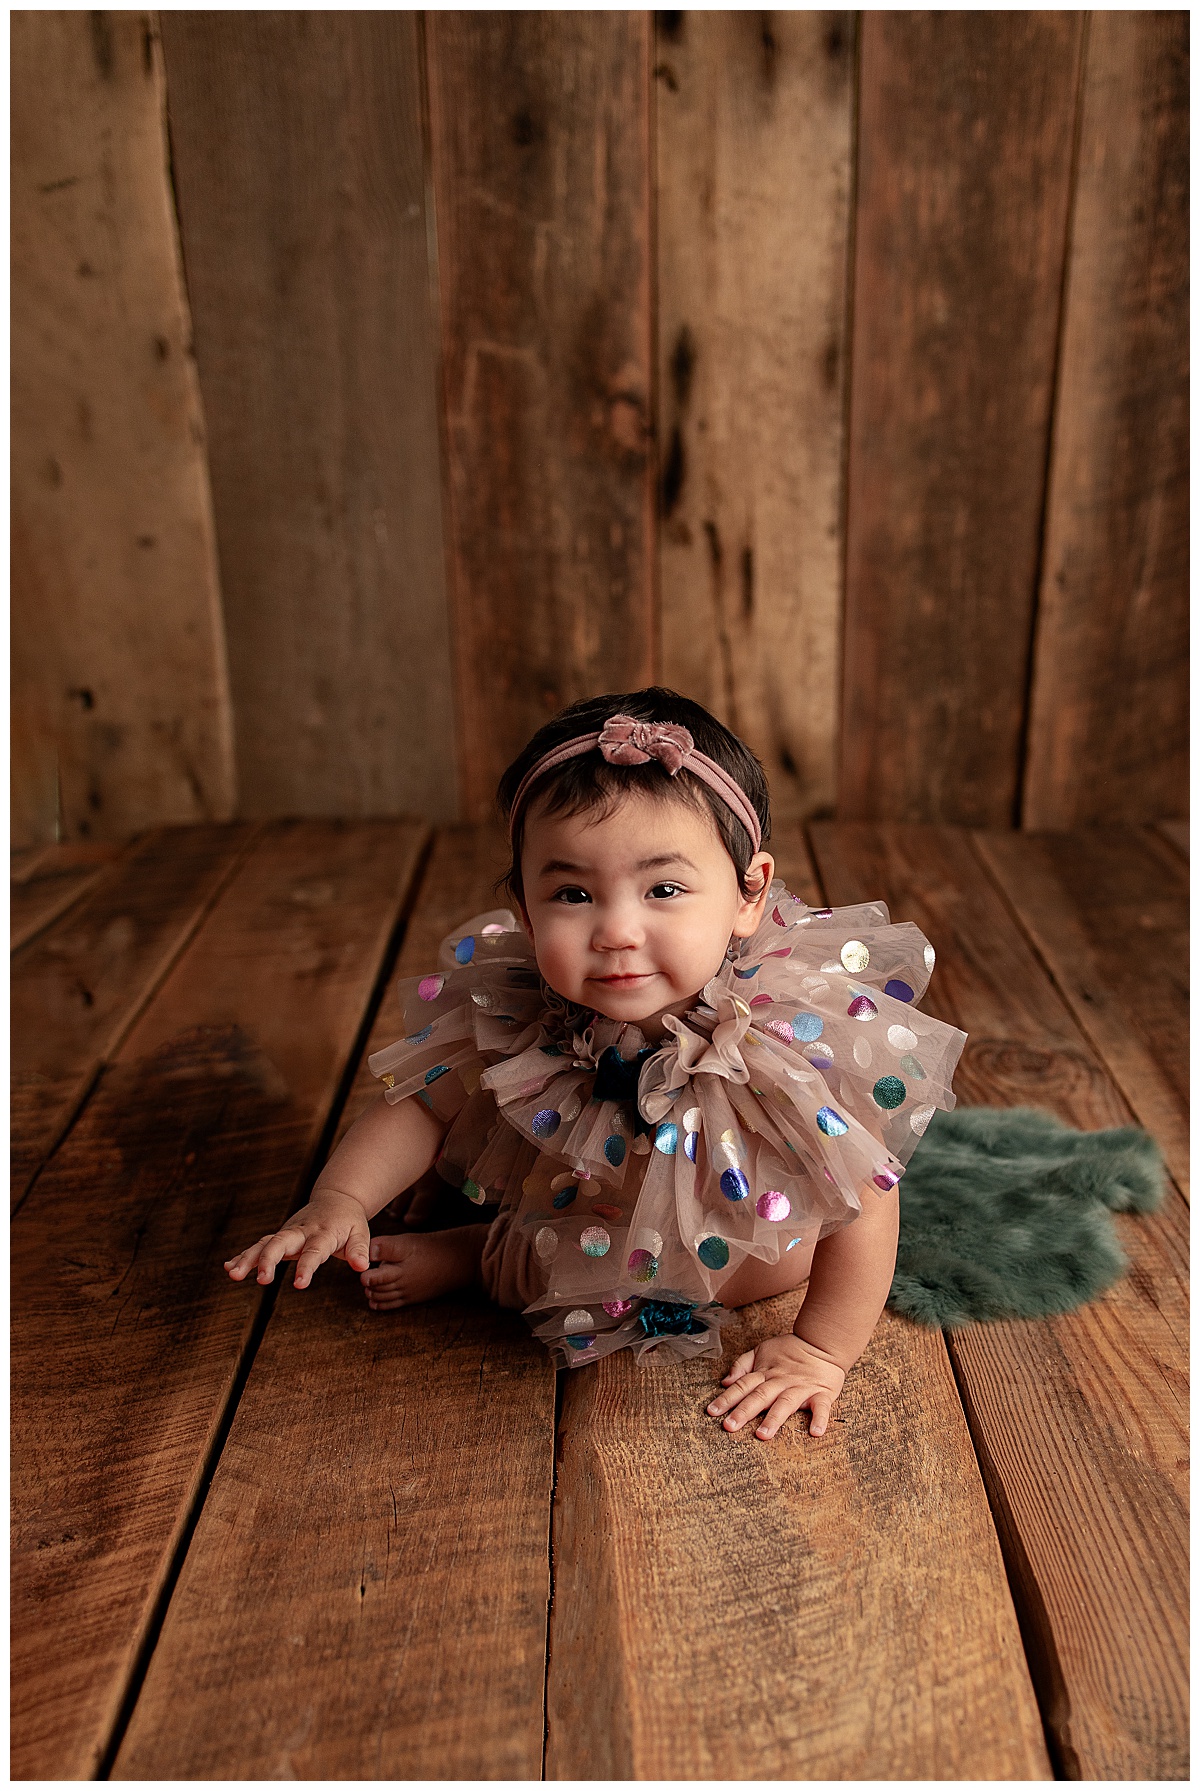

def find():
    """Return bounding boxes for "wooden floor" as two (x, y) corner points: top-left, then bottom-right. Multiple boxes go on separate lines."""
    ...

(11, 819), (1188, 1781)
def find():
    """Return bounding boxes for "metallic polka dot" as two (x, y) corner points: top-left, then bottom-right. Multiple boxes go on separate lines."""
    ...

(873, 1166), (900, 1191)
(417, 974), (444, 1002)
(750, 993), (773, 1008)
(848, 995), (878, 1021)
(792, 1012), (824, 1041)
(763, 1019), (794, 1043)
(732, 995), (751, 1019)
(772, 906), (788, 927)
(634, 1229), (665, 1257)
(532, 1108), (561, 1139)
(481, 922), (507, 936)
(786, 1236), (804, 1251)
(682, 1107), (702, 1133)
(566, 1335), (596, 1352)
(655, 1122), (678, 1155)
(813, 907), (834, 920)
(604, 1134), (626, 1166)
(463, 1178), (485, 1205)
(816, 1106), (849, 1137)
(696, 1234), (730, 1270)
(628, 1248), (659, 1282)
(720, 1127), (739, 1149)
(406, 1025), (434, 1045)
(805, 1041), (834, 1062)
(720, 1167), (750, 1201)
(602, 1298), (633, 1317)
(454, 936), (476, 965)
(885, 979), (915, 1003)
(924, 944), (936, 971)
(559, 1094), (583, 1124)
(820, 960), (842, 974)
(517, 1079), (546, 1099)
(380, 1073), (395, 1089)
(564, 1308), (593, 1333)
(853, 1038), (872, 1067)
(591, 1202), (623, 1221)
(910, 1104), (935, 1136)
(900, 1053), (926, 1081)
(872, 1075), (906, 1110)
(424, 1065), (450, 1085)
(535, 1227), (559, 1261)
(470, 987), (494, 1009)
(757, 1190), (790, 1221)
(765, 948), (792, 959)
(580, 1226), (611, 1257)
(840, 939), (870, 973)
(732, 963), (762, 980)
(888, 1025), (917, 1052)
(552, 1184), (578, 1210)
(684, 1132), (699, 1163)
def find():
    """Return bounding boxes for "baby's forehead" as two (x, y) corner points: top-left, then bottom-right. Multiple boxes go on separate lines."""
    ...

(523, 784), (730, 867)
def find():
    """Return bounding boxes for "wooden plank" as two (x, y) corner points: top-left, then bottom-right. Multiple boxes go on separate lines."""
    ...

(426, 13), (655, 819)
(1157, 819), (1188, 861)
(11, 12), (235, 846)
(840, 15), (1082, 826)
(974, 827), (1188, 1197)
(655, 12), (854, 822)
(547, 1288), (1050, 1779)
(10, 838), (123, 951)
(1023, 14), (1189, 829)
(10, 819), (428, 1780)
(115, 822), (555, 1779)
(159, 12), (457, 822)
(809, 822), (1188, 1780)
(11, 824), (255, 1214)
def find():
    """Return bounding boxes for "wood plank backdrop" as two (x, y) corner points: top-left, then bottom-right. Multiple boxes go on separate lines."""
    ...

(11, 9), (1188, 838)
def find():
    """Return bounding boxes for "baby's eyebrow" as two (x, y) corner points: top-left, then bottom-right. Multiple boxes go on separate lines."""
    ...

(634, 854), (698, 872)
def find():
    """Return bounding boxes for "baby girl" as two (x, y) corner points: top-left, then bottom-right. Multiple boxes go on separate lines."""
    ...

(226, 690), (964, 1441)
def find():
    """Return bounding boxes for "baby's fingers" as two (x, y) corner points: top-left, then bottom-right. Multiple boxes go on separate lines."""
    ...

(805, 1389), (836, 1437)
(707, 1369), (764, 1418)
(224, 1233), (297, 1282)
(721, 1349), (756, 1387)
(253, 1226), (309, 1284)
(754, 1388), (806, 1441)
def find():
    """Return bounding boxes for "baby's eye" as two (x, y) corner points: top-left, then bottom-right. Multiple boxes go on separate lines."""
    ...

(649, 881), (686, 899)
(552, 886), (591, 904)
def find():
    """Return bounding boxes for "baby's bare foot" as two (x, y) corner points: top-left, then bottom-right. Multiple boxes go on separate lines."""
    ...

(360, 1226), (485, 1310)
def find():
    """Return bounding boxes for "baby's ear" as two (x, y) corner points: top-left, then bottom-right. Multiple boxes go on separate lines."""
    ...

(733, 851), (775, 934)
(516, 896), (536, 945)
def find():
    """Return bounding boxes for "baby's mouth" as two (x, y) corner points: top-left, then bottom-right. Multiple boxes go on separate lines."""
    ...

(590, 971), (656, 987)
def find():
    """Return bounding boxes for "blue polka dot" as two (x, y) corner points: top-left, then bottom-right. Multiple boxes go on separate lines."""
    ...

(454, 936), (476, 965)
(532, 1109), (561, 1139)
(406, 1025), (433, 1044)
(872, 1075), (907, 1110)
(697, 1235), (730, 1270)
(604, 1134), (626, 1166)
(885, 979), (915, 1003)
(655, 1122), (678, 1155)
(720, 1167), (749, 1202)
(552, 1184), (578, 1209)
(566, 1334), (595, 1352)
(684, 1131), (699, 1163)
(816, 1106), (848, 1137)
(424, 1065), (450, 1086)
(792, 1012), (824, 1041)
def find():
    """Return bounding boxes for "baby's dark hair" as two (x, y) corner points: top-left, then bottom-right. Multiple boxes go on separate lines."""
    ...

(497, 687), (771, 902)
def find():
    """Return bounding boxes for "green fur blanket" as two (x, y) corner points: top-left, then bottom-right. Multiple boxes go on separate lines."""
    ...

(890, 1106), (1166, 1329)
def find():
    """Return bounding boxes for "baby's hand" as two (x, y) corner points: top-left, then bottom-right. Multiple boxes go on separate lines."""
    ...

(706, 1333), (846, 1441)
(223, 1189), (371, 1290)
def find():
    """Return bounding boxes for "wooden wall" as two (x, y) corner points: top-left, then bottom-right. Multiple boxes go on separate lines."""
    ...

(11, 11), (1188, 844)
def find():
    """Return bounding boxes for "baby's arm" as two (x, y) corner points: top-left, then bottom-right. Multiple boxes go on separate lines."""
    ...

(224, 1093), (447, 1290)
(707, 1184), (899, 1441)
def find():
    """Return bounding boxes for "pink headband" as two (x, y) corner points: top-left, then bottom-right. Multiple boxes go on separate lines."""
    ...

(509, 713), (763, 854)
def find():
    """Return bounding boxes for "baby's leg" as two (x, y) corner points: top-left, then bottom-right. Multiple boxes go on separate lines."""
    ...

(360, 1222), (490, 1310)
(718, 1234), (817, 1309)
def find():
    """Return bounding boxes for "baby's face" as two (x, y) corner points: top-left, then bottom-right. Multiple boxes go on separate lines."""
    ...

(519, 789), (774, 1038)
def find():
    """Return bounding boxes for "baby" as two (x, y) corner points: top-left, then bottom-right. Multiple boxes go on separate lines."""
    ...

(226, 690), (964, 1441)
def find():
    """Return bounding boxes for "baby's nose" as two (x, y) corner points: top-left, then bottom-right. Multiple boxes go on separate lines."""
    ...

(592, 903), (644, 950)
